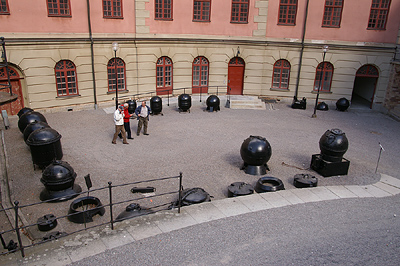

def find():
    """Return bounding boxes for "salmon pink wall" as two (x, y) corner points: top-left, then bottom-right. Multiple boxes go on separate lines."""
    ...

(267, 0), (400, 44)
(145, 0), (258, 36)
(0, 0), (135, 34)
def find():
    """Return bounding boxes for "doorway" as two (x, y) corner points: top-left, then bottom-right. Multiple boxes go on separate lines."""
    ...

(0, 66), (24, 115)
(351, 65), (379, 109)
(227, 57), (245, 95)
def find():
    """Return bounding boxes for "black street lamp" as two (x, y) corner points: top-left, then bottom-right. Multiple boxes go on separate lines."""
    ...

(112, 42), (119, 109)
(312, 45), (329, 118)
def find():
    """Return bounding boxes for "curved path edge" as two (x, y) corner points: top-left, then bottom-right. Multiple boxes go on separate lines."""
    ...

(2, 173), (400, 266)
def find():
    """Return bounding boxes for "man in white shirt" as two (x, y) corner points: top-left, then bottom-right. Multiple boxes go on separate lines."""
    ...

(135, 101), (151, 136)
(112, 105), (129, 144)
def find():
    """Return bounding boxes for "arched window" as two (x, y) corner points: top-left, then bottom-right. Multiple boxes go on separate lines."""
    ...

(272, 59), (291, 90)
(356, 64), (379, 77)
(55, 60), (78, 96)
(156, 56), (173, 95)
(107, 58), (126, 92)
(192, 56), (209, 93)
(314, 62), (334, 92)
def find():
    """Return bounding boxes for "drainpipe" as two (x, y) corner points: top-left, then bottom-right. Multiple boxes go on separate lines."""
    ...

(86, 0), (98, 109)
(134, 0), (139, 95)
(294, 0), (310, 98)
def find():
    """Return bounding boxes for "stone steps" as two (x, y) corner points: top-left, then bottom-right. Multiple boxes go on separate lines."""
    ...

(229, 97), (266, 110)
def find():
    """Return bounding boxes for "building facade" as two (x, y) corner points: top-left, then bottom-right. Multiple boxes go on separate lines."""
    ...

(1, 0), (400, 116)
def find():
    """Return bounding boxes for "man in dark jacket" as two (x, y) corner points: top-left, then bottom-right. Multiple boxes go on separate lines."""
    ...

(135, 101), (151, 136)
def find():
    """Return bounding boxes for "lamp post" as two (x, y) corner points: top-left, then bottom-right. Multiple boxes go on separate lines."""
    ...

(112, 42), (119, 109)
(312, 45), (329, 118)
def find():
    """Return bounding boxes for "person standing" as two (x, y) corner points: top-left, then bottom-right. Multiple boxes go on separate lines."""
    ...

(112, 105), (129, 144)
(119, 103), (134, 140)
(135, 101), (151, 136)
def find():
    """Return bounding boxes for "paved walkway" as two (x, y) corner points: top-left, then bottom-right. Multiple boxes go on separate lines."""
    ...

(1, 95), (400, 265)
(1, 173), (400, 265)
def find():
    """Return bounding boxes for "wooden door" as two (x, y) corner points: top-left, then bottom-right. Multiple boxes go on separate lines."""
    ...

(227, 57), (245, 95)
(0, 67), (24, 115)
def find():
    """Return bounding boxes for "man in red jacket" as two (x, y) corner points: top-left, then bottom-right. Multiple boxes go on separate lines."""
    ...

(119, 103), (134, 140)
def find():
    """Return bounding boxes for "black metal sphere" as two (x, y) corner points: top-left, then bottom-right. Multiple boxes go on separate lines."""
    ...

(18, 111), (47, 133)
(126, 100), (136, 114)
(336, 98), (350, 111)
(319, 128), (349, 161)
(240, 135), (272, 166)
(206, 95), (220, 109)
(17, 108), (34, 118)
(178, 94), (192, 111)
(150, 96), (162, 113)
(317, 102), (329, 111)
(23, 121), (50, 142)
(41, 160), (77, 191)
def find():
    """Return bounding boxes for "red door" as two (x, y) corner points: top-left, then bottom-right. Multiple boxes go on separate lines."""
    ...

(228, 57), (245, 95)
(0, 67), (24, 116)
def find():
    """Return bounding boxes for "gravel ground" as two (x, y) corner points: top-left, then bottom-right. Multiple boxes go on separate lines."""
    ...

(1, 97), (399, 242)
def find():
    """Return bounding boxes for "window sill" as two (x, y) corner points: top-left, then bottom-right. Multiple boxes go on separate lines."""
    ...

(103, 16), (124, 19)
(107, 90), (129, 95)
(155, 18), (173, 21)
(311, 90), (332, 94)
(230, 21), (248, 24)
(56, 94), (81, 99)
(277, 23), (296, 26)
(48, 15), (72, 18)
(270, 88), (290, 92)
(192, 20), (210, 23)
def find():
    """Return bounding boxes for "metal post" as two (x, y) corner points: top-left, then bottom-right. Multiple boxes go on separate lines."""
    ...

(178, 172), (183, 214)
(312, 45), (329, 118)
(112, 42), (119, 109)
(13, 201), (24, 257)
(1, 37), (13, 96)
(108, 182), (114, 230)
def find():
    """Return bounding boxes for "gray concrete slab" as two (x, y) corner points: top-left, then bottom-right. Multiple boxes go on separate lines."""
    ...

(327, 186), (358, 198)
(65, 237), (107, 263)
(276, 189), (305, 205)
(259, 191), (292, 208)
(153, 209), (198, 233)
(361, 184), (392, 198)
(212, 197), (251, 217)
(290, 188), (322, 202)
(309, 186), (340, 200)
(124, 215), (163, 240)
(344, 185), (374, 198)
(380, 173), (400, 188)
(373, 181), (400, 195)
(236, 193), (275, 211)
(183, 202), (226, 223)
(98, 226), (135, 250)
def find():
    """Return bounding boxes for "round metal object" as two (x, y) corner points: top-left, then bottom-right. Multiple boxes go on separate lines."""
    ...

(317, 102), (329, 111)
(293, 174), (318, 188)
(17, 108), (34, 118)
(18, 111), (47, 133)
(150, 96), (162, 114)
(319, 128), (349, 162)
(68, 196), (105, 224)
(23, 121), (50, 142)
(227, 182), (254, 197)
(206, 95), (220, 111)
(37, 214), (58, 232)
(26, 128), (63, 168)
(178, 94), (192, 112)
(240, 135), (272, 166)
(336, 98), (350, 111)
(126, 100), (136, 114)
(254, 176), (285, 193)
